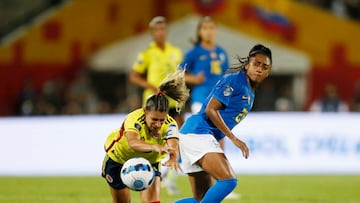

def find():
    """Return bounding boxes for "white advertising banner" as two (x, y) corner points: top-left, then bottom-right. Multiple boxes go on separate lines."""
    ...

(225, 113), (360, 174)
(0, 113), (359, 176)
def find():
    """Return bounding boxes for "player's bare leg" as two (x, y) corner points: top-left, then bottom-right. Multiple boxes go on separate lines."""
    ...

(198, 152), (236, 180)
(140, 177), (161, 202)
(109, 187), (130, 203)
(187, 171), (212, 201)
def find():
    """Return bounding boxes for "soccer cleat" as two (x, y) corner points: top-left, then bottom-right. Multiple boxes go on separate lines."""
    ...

(225, 191), (241, 200)
(162, 178), (180, 195)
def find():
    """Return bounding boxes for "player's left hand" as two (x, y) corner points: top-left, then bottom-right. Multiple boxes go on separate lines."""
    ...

(230, 136), (249, 159)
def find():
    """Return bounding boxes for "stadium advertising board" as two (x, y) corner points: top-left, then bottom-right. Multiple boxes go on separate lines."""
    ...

(0, 113), (359, 175)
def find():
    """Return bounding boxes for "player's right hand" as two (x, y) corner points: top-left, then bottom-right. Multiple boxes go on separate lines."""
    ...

(152, 144), (168, 155)
(194, 72), (206, 84)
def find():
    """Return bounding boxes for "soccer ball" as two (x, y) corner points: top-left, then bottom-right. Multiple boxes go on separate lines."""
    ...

(120, 157), (155, 191)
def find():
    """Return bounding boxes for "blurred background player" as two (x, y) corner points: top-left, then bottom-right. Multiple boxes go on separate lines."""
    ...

(175, 44), (272, 203)
(102, 70), (189, 203)
(128, 16), (183, 195)
(180, 16), (229, 114)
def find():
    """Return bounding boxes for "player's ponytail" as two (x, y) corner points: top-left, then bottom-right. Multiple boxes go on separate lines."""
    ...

(145, 70), (189, 113)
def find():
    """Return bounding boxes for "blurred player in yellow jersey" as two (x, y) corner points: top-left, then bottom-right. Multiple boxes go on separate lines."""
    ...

(102, 70), (189, 203)
(129, 16), (184, 195)
(129, 16), (184, 127)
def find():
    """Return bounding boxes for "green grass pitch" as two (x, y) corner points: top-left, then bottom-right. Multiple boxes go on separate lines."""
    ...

(0, 175), (359, 203)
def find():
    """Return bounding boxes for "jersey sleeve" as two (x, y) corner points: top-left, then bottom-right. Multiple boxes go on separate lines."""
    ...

(123, 114), (141, 134)
(164, 116), (179, 139)
(180, 48), (196, 72)
(132, 51), (148, 74)
(211, 74), (236, 107)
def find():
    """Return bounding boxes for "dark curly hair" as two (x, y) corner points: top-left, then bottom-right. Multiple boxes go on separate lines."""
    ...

(227, 44), (272, 73)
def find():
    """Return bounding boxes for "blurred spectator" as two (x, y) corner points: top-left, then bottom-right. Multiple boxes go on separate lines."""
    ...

(96, 100), (112, 114)
(16, 77), (38, 116)
(350, 83), (360, 111)
(62, 69), (98, 115)
(61, 100), (84, 115)
(275, 86), (295, 111)
(113, 93), (141, 113)
(34, 95), (58, 115)
(310, 83), (349, 112)
(42, 79), (64, 113)
(252, 80), (276, 111)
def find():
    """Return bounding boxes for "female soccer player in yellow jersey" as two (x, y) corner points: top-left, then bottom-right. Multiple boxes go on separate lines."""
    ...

(102, 70), (189, 203)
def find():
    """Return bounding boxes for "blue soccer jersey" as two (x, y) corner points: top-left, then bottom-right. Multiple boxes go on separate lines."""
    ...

(180, 44), (229, 105)
(180, 71), (254, 141)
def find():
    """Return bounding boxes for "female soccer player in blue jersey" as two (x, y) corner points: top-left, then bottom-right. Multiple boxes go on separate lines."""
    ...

(175, 44), (272, 203)
(180, 16), (229, 114)
(102, 70), (189, 203)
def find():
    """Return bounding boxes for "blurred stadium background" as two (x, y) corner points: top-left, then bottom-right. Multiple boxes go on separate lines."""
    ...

(0, 0), (360, 202)
(0, 0), (360, 115)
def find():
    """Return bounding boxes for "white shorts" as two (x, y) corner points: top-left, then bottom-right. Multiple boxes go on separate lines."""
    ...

(179, 133), (224, 174)
(191, 102), (203, 114)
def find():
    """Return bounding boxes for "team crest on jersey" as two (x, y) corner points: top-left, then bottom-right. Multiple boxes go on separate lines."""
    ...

(105, 174), (113, 183)
(223, 85), (233, 96)
(134, 123), (142, 131)
(219, 53), (226, 62)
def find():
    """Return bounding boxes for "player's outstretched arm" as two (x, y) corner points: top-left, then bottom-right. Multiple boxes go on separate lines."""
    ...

(205, 98), (249, 158)
(125, 131), (168, 154)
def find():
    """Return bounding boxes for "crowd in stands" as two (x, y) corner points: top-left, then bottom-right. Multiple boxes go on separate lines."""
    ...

(14, 68), (360, 116)
(15, 69), (141, 116)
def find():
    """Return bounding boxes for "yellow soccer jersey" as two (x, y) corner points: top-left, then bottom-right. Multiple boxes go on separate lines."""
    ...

(132, 42), (183, 108)
(104, 108), (179, 164)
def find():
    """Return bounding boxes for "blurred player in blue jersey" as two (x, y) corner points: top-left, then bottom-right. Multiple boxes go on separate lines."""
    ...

(175, 44), (272, 203)
(180, 16), (229, 114)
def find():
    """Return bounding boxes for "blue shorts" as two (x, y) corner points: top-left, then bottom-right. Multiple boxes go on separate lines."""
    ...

(101, 155), (161, 190)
